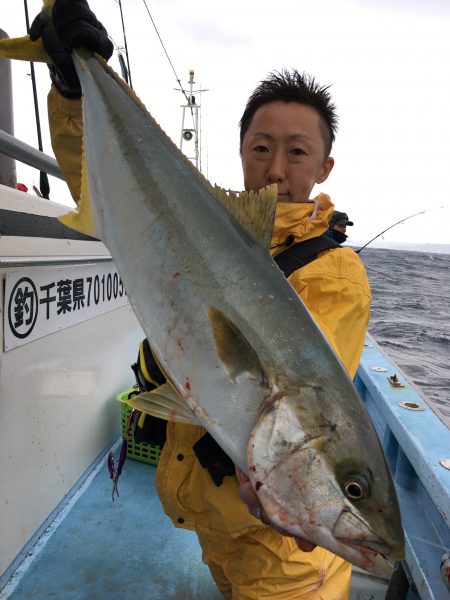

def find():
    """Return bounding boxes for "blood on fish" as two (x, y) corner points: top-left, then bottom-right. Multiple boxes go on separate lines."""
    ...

(185, 378), (191, 391)
(173, 272), (181, 278)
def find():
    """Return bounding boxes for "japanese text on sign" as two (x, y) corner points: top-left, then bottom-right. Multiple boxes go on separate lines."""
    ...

(4, 263), (130, 350)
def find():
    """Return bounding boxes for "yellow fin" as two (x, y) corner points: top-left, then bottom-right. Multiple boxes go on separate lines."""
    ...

(57, 150), (98, 238)
(213, 184), (278, 250)
(208, 306), (265, 382)
(0, 35), (50, 63)
(42, 0), (56, 13)
(126, 384), (199, 425)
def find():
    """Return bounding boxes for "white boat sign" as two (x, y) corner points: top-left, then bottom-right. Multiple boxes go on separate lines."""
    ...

(3, 262), (130, 350)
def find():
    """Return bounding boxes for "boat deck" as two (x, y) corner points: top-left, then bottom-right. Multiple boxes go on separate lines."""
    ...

(2, 447), (391, 600)
(2, 335), (449, 599)
(2, 457), (222, 600)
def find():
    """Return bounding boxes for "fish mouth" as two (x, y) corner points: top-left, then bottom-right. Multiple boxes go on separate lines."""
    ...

(333, 510), (404, 576)
(255, 493), (400, 577)
(336, 537), (401, 562)
(340, 541), (395, 577)
(333, 508), (404, 561)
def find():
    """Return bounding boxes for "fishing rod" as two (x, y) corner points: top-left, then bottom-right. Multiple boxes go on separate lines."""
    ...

(23, 0), (50, 199)
(355, 207), (441, 254)
(115, 0), (133, 88)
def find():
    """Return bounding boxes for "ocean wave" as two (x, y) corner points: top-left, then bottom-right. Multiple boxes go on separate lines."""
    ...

(361, 247), (450, 427)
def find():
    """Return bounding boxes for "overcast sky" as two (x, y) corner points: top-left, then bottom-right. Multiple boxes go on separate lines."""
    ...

(2, 0), (450, 248)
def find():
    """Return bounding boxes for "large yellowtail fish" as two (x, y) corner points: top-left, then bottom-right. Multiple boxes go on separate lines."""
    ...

(71, 48), (403, 576)
(0, 25), (404, 573)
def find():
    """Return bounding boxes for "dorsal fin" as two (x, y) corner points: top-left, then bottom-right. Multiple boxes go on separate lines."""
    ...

(56, 52), (278, 246)
(213, 185), (278, 250)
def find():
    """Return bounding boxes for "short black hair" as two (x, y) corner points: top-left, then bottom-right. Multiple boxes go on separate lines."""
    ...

(239, 69), (338, 157)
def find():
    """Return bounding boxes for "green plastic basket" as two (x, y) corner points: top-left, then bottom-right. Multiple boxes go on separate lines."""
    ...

(116, 386), (161, 466)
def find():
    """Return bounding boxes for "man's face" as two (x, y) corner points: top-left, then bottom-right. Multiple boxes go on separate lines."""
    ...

(333, 223), (347, 234)
(241, 101), (334, 203)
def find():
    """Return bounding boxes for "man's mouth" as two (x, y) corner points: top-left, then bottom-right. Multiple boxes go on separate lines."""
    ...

(277, 192), (290, 201)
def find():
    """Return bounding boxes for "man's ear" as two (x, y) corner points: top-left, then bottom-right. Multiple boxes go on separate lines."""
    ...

(316, 157), (334, 184)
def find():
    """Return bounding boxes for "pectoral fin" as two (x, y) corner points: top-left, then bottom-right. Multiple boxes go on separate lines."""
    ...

(208, 306), (266, 382)
(126, 384), (200, 425)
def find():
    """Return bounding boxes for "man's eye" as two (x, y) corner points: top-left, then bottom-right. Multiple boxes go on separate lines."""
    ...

(291, 148), (305, 156)
(254, 145), (269, 153)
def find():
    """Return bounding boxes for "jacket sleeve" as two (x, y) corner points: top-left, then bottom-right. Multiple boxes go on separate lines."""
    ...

(47, 85), (83, 204)
(288, 247), (371, 379)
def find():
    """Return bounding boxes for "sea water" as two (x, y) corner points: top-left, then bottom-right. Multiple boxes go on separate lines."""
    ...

(359, 247), (450, 428)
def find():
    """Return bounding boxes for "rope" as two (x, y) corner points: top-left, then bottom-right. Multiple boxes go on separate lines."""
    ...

(140, 0), (191, 107)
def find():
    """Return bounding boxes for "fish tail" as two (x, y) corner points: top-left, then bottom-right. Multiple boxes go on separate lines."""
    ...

(57, 151), (98, 238)
(0, 35), (50, 63)
(0, 1), (54, 63)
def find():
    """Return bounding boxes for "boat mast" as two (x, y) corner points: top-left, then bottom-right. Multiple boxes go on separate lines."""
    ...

(178, 69), (208, 172)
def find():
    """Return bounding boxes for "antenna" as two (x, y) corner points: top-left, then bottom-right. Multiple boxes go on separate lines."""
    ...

(177, 69), (208, 171)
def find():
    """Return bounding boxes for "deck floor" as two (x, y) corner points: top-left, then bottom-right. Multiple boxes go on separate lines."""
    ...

(2, 451), (391, 600)
(3, 456), (222, 600)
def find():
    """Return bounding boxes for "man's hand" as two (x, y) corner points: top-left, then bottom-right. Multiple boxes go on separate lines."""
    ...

(49, 0), (114, 59)
(235, 466), (317, 552)
(29, 0), (113, 98)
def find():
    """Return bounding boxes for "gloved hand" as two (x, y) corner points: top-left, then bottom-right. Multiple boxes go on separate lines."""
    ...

(30, 0), (114, 98)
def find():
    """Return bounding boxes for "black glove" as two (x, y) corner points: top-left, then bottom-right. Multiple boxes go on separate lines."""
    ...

(30, 0), (114, 99)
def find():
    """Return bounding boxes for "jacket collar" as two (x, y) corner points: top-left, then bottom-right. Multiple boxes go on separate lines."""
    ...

(270, 193), (334, 255)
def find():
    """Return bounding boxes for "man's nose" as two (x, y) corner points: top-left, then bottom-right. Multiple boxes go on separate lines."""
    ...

(266, 151), (286, 183)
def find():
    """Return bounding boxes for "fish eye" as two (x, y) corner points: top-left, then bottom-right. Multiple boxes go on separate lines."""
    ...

(343, 478), (367, 501)
(335, 462), (372, 502)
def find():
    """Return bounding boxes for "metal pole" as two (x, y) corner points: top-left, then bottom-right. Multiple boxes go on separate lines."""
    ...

(24, 0), (50, 198)
(23, 0), (44, 153)
(0, 129), (63, 179)
(178, 70), (208, 172)
(0, 29), (17, 188)
(194, 104), (199, 170)
(180, 106), (186, 150)
(188, 71), (198, 168)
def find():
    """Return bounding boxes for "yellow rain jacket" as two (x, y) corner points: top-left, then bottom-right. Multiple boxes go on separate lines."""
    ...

(46, 86), (371, 600)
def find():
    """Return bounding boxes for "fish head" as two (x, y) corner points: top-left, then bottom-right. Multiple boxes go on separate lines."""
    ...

(247, 389), (405, 576)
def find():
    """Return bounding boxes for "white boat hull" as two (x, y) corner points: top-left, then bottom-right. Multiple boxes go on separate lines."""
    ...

(0, 184), (144, 575)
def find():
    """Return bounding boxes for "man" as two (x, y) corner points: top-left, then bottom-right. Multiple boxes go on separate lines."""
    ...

(325, 210), (354, 244)
(27, 2), (371, 597)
